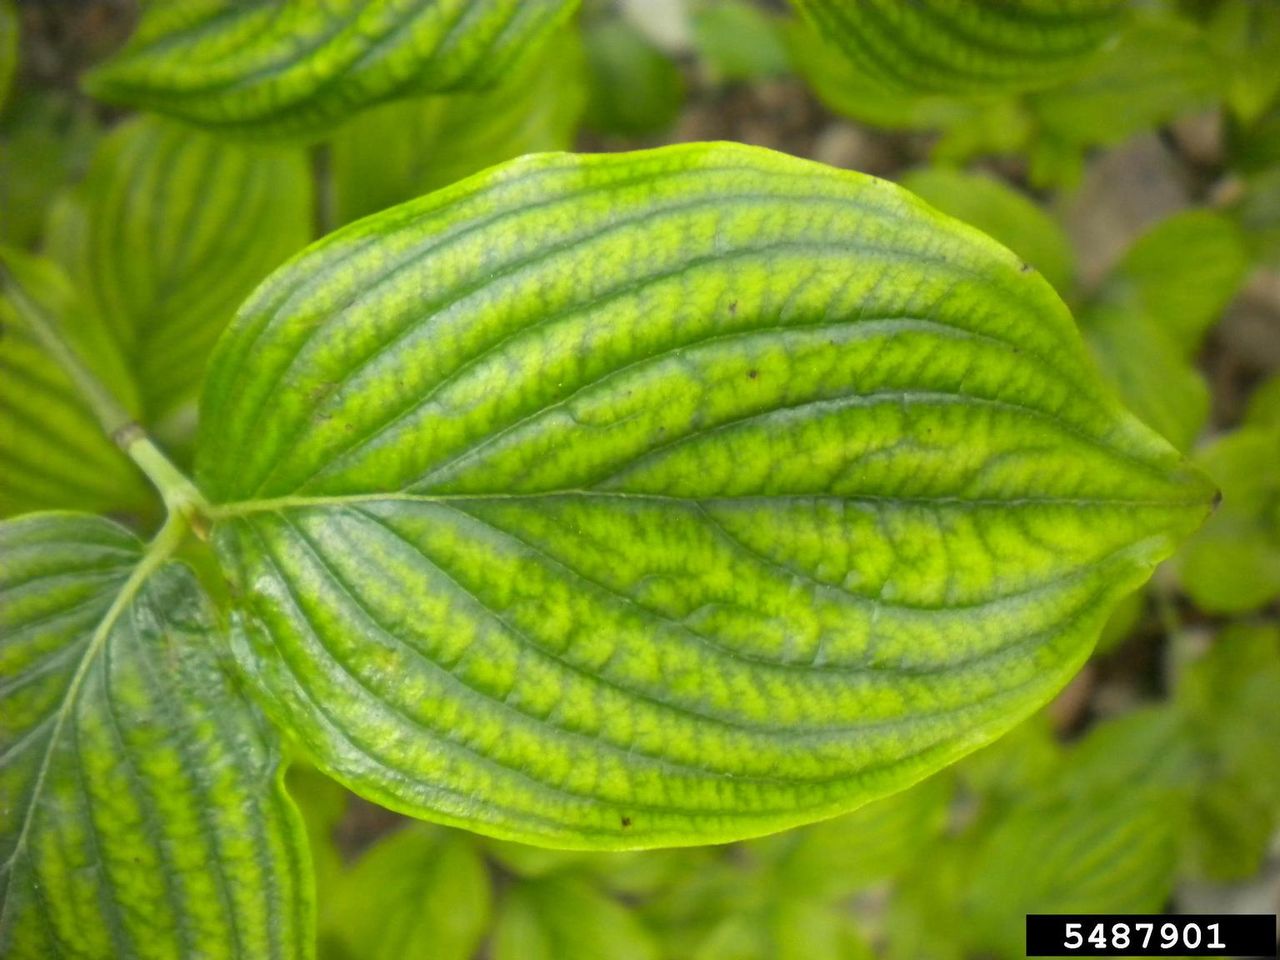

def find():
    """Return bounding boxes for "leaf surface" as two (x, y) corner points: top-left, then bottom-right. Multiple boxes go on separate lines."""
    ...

(84, 0), (581, 140)
(197, 143), (1214, 848)
(0, 513), (311, 959)
(47, 116), (310, 428)
(787, 0), (1128, 95)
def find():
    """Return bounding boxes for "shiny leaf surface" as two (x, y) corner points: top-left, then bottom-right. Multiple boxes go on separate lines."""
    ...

(0, 513), (311, 959)
(84, 0), (581, 140)
(197, 143), (1214, 848)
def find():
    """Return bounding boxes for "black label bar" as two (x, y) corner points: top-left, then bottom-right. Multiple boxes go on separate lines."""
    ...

(1026, 914), (1277, 957)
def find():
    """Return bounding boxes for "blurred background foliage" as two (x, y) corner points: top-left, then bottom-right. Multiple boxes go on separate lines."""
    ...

(1, 1), (1278, 957)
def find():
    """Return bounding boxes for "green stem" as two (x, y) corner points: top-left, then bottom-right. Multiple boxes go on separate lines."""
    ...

(123, 429), (211, 533)
(0, 257), (209, 528)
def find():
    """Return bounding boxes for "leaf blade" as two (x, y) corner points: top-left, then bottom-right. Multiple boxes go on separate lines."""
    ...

(199, 143), (1214, 848)
(787, 0), (1128, 95)
(0, 513), (312, 959)
(84, 0), (582, 140)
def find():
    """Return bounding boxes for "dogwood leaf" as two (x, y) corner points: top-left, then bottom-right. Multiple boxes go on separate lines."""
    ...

(0, 513), (311, 959)
(197, 143), (1214, 848)
(84, 0), (581, 140)
(787, 0), (1128, 95)
(46, 116), (310, 429)
(0, 249), (151, 519)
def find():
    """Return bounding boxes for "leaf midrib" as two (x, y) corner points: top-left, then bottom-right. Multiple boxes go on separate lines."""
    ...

(207, 488), (1210, 521)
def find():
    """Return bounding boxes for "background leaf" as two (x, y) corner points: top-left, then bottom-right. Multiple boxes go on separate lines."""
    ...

(1175, 623), (1280, 880)
(1077, 299), (1211, 453)
(0, 513), (312, 959)
(197, 143), (1213, 849)
(1177, 377), (1280, 612)
(690, 0), (791, 85)
(324, 825), (490, 960)
(329, 29), (586, 228)
(493, 875), (660, 960)
(583, 17), (686, 137)
(1026, 10), (1220, 160)
(787, 0), (1128, 95)
(84, 0), (582, 140)
(0, 248), (152, 519)
(964, 790), (1180, 957)
(1074, 211), (1250, 453)
(747, 773), (952, 901)
(1092, 210), (1250, 358)
(46, 115), (310, 434)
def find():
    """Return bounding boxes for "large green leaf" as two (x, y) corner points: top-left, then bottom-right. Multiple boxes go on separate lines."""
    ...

(787, 0), (1128, 95)
(329, 30), (586, 228)
(84, 0), (581, 140)
(0, 513), (311, 959)
(196, 143), (1214, 848)
(0, 249), (152, 519)
(46, 115), (310, 430)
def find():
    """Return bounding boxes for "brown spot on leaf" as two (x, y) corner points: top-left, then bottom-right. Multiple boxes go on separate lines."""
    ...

(747, 369), (758, 380)
(620, 816), (632, 828)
